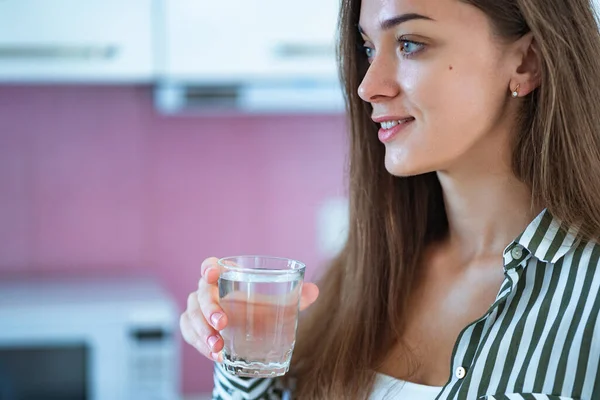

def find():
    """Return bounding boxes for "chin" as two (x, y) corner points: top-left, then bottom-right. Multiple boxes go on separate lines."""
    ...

(385, 163), (426, 177)
(384, 155), (431, 177)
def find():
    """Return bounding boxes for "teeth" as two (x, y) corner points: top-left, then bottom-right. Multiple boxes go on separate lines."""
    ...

(381, 120), (398, 130)
(380, 119), (412, 130)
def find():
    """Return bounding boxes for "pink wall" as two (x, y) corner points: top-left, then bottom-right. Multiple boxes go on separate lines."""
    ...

(0, 85), (347, 394)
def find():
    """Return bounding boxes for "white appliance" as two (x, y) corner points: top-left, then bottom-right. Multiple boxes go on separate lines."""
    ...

(0, 276), (180, 400)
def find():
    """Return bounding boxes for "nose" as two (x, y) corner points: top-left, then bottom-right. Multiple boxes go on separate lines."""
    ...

(358, 55), (401, 103)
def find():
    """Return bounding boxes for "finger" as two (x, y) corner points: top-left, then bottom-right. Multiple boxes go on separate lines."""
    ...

(203, 266), (222, 285)
(187, 291), (200, 312)
(201, 257), (220, 277)
(186, 292), (225, 352)
(185, 305), (225, 354)
(179, 313), (222, 362)
(198, 284), (228, 331)
(180, 312), (200, 347)
(299, 282), (319, 311)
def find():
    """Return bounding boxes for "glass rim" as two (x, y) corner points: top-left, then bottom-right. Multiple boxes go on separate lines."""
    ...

(217, 255), (306, 274)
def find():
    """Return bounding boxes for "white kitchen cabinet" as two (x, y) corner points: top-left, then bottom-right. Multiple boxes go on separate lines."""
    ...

(0, 0), (156, 83)
(155, 0), (345, 114)
(158, 0), (341, 83)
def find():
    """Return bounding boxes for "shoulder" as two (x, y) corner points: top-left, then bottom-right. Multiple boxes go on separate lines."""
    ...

(564, 236), (600, 272)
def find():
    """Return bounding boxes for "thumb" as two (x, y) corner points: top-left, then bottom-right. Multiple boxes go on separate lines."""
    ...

(299, 282), (319, 311)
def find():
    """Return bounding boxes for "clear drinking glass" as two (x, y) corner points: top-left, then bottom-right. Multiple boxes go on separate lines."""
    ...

(217, 256), (305, 378)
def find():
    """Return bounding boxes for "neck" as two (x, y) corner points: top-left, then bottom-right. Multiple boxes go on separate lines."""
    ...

(435, 130), (542, 258)
(438, 170), (540, 258)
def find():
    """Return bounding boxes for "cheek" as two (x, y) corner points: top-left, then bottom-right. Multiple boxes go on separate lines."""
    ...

(397, 63), (468, 160)
(401, 60), (505, 153)
(384, 58), (507, 175)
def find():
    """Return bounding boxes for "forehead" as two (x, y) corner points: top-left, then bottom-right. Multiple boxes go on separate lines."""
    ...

(358, 0), (479, 36)
(360, 0), (440, 16)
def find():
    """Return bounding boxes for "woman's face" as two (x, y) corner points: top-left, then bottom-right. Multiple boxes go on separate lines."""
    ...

(358, 0), (519, 176)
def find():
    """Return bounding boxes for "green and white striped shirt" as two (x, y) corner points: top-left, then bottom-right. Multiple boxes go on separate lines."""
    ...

(213, 209), (600, 400)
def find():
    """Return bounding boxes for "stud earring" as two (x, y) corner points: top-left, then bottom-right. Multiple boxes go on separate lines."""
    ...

(511, 84), (521, 98)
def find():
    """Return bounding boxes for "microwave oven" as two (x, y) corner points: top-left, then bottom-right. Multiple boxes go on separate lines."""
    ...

(0, 276), (180, 400)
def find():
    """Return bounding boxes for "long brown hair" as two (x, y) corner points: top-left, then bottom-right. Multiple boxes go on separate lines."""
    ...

(291, 0), (600, 398)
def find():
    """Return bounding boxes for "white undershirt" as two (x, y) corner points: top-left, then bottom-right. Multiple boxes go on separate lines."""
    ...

(369, 373), (443, 400)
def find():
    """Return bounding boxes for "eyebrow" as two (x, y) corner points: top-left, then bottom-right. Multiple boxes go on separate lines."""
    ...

(358, 13), (433, 35)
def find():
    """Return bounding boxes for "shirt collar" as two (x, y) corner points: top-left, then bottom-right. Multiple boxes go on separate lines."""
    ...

(508, 208), (580, 265)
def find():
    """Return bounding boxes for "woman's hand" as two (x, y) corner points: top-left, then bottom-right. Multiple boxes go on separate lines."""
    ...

(179, 256), (320, 362)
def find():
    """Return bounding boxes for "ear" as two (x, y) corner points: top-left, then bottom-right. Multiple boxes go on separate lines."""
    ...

(509, 32), (542, 97)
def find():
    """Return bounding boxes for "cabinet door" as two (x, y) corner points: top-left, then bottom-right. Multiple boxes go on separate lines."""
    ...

(160, 0), (340, 82)
(262, 0), (340, 78)
(0, 0), (155, 83)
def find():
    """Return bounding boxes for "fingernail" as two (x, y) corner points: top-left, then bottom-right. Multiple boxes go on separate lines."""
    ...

(207, 335), (219, 349)
(210, 313), (223, 327)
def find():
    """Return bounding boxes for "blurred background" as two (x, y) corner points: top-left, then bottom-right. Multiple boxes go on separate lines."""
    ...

(0, 1), (348, 399)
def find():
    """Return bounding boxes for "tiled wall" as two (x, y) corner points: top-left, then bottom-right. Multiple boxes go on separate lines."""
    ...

(0, 85), (347, 394)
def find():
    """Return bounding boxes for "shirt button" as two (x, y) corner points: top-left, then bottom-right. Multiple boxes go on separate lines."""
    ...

(511, 245), (524, 260)
(455, 366), (466, 379)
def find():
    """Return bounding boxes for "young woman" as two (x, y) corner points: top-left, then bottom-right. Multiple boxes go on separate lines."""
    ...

(180, 0), (600, 398)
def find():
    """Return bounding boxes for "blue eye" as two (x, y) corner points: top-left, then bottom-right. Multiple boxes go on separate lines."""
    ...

(364, 46), (375, 60)
(399, 40), (424, 56)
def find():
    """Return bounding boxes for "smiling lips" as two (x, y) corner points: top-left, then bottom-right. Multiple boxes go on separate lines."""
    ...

(374, 116), (415, 142)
